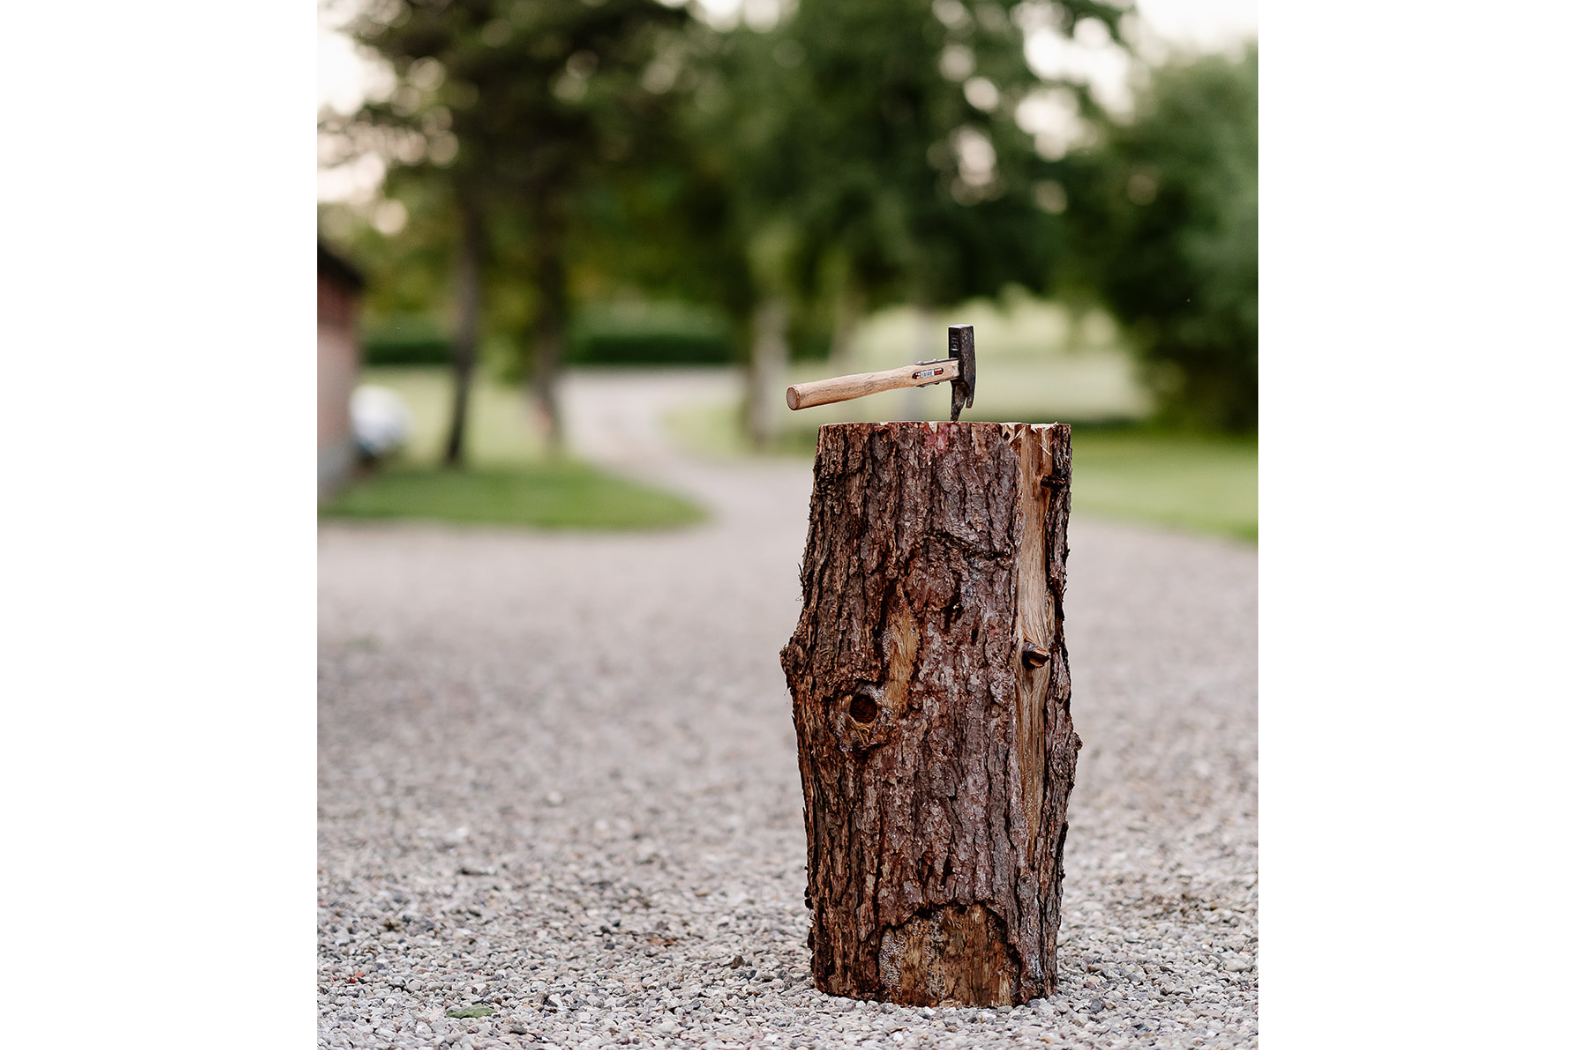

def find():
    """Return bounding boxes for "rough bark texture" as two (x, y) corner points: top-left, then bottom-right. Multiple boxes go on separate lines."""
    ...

(443, 204), (483, 468)
(781, 421), (1077, 1006)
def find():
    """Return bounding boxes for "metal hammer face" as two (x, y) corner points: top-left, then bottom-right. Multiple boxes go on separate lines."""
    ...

(948, 324), (976, 422)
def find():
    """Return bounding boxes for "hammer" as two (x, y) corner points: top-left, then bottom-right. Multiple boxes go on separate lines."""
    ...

(785, 324), (977, 422)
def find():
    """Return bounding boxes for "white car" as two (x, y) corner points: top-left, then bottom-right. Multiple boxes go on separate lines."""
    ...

(350, 385), (413, 460)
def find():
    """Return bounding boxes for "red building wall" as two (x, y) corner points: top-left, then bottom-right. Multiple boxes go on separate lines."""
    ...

(317, 262), (361, 499)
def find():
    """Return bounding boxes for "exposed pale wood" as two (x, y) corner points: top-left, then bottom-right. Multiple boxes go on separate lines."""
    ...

(785, 358), (960, 411)
(781, 421), (1077, 1006)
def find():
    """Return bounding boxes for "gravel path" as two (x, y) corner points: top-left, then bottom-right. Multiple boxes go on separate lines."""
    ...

(319, 372), (1258, 1049)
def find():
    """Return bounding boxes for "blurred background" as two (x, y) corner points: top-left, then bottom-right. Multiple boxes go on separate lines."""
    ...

(317, 0), (1257, 540)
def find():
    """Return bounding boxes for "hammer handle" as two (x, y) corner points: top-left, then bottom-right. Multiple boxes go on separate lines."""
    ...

(786, 359), (960, 411)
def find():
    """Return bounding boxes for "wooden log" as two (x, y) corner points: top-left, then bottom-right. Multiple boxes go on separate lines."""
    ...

(780, 421), (1078, 1006)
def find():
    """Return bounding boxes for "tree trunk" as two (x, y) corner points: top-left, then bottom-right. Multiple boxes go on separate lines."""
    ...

(746, 296), (788, 449)
(443, 204), (484, 468)
(827, 282), (866, 371)
(529, 200), (567, 455)
(781, 421), (1078, 1006)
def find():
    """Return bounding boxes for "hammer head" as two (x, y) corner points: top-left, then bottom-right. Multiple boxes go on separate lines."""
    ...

(947, 324), (976, 422)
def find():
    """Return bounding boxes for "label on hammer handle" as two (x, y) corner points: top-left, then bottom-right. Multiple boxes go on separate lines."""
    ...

(913, 366), (946, 380)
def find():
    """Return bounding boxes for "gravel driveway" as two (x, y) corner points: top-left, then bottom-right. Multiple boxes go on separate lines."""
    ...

(319, 371), (1258, 1049)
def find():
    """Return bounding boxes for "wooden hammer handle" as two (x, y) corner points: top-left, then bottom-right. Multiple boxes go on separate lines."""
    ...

(786, 359), (959, 411)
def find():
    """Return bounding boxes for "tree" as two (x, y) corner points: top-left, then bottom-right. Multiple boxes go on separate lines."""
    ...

(342, 0), (691, 460)
(1060, 44), (1258, 431)
(675, 0), (1125, 442)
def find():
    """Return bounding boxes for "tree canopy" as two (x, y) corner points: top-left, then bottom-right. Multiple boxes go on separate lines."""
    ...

(320, 2), (1259, 441)
(340, 0), (694, 456)
(678, 1), (1123, 333)
(1060, 44), (1258, 431)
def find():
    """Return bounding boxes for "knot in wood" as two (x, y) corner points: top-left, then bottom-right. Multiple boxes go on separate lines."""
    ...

(1021, 641), (1050, 669)
(848, 694), (879, 725)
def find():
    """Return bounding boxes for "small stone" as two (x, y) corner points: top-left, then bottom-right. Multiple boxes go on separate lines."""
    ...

(1088, 999), (1105, 1015)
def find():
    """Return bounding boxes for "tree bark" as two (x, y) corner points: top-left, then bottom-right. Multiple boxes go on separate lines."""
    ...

(529, 197), (567, 455)
(746, 296), (789, 449)
(443, 203), (484, 468)
(781, 421), (1077, 1006)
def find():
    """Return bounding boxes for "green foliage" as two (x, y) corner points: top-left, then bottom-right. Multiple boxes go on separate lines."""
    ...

(362, 314), (450, 366)
(334, 0), (697, 401)
(679, 0), (1125, 323)
(1061, 45), (1258, 432)
(567, 301), (733, 366)
(567, 329), (730, 365)
(320, 462), (706, 530)
(323, 1), (1256, 443)
(345, 0), (689, 200)
(318, 175), (464, 326)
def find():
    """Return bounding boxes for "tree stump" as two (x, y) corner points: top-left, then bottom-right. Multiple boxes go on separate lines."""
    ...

(780, 421), (1078, 1006)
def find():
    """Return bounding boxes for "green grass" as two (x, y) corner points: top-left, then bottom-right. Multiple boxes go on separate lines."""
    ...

(345, 364), (1254, 541)
(355, 366), (547, 466)
(1066, 430), (1257, 542)
(327, 367), (705, 530)
(320, 462), (706, 530)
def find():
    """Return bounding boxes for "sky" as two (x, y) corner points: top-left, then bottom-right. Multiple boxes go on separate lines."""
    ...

(318, 0), (1257, 202)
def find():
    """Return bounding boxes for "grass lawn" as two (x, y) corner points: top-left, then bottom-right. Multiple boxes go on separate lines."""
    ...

(321, 462), (705, 530)
(1065, 430), (1257, 542)
(323, 367), (706, 530)
(354, 366), (548, 465)
(338, 365), (1255, 540)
